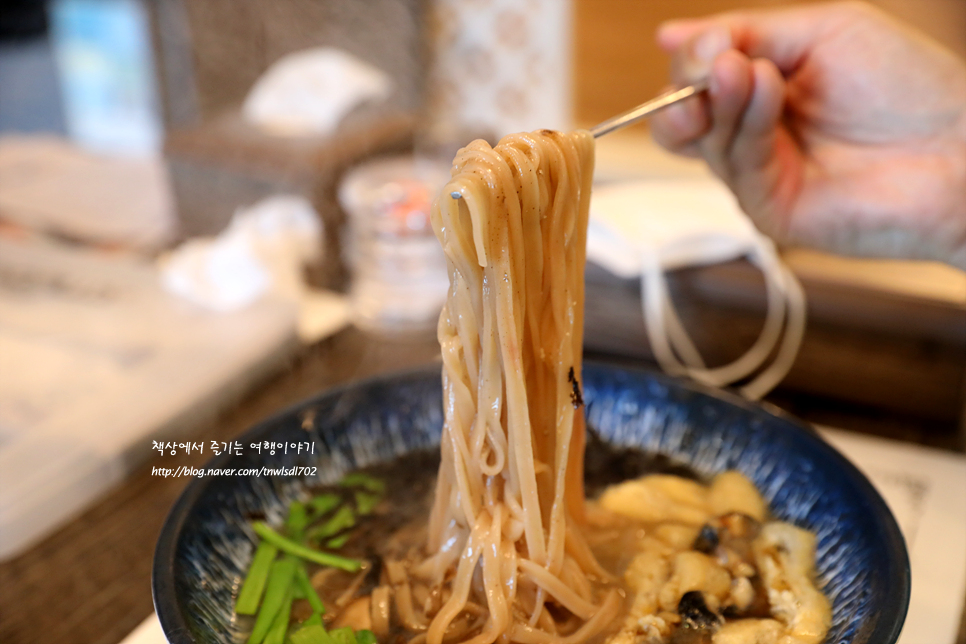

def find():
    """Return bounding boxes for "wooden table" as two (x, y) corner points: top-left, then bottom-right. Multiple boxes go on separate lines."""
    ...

(0, 326), (963, 643)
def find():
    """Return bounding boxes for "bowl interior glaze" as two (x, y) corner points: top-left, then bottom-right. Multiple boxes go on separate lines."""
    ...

(153, 363), (910, 644)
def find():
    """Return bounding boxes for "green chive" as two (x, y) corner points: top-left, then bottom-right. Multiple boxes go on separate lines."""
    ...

(291, 624), (331, 644)
(355, 630), (378, 644)
(236, 541), (279, 615)
(325, 534), (350, 550)
(306, 506), (355, 542)
(247, 557), (296, 644)
(339, 473), (385, 494)
(296, 562), (325, 615)
(263, 587), (293, 644)
(354, 490), (381, 516)
(286, 501), (309, 540)
(308, 493), (341, 517)
(253, 522), (362, 572)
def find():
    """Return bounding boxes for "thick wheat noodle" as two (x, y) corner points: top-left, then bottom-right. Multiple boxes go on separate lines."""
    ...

(534, 606), (558, 635)
(336, 569), (371, 608)
(426, 518), (486, 644)
(416, 130), (608, 644)
(509, 590), (622, 644)
(562, 556), (593, 603)
(461, 602), (489, 617)
(564, 523), (613, 581)
(396, 582), (428, 631)
(500, 539), (518, 604)
(517, 560), (598, 620)
(371, 586), (391, 637)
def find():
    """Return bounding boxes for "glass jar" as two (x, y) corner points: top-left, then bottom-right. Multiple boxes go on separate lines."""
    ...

(339, 156), (451, 334)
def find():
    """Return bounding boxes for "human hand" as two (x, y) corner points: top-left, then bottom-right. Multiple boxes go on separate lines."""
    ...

(649, 2), (966, 269)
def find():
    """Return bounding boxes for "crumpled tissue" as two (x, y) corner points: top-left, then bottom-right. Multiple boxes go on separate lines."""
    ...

(159, 195), (349, 342)
(242, 48), (392, 137)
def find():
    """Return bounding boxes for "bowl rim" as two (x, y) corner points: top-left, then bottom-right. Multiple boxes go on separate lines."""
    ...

(152, 361), (911, 644)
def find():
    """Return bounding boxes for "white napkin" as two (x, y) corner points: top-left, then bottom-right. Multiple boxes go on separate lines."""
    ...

(588, 179), (758, 275)
(158, 195), (349, 343)
(243, 48), (392, 137)
(588, 179), (806, 400)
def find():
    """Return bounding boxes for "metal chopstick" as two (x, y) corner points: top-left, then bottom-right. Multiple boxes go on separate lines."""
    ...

(589, 79), (709, 138)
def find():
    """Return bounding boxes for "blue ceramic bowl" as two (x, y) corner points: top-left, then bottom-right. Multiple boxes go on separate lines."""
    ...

(153, 363), (910, 644)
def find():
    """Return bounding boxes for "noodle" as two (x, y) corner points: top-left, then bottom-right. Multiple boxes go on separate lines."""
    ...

(421, 129), (603, 644)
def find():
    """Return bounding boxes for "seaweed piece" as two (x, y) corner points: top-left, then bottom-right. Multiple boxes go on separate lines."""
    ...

(568, 367), (584, 408)
(677, 591), (721, 630)
(692, 524), (719, 554)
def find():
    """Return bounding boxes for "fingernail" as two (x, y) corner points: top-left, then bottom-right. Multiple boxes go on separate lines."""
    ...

(694, 27), (731, 65)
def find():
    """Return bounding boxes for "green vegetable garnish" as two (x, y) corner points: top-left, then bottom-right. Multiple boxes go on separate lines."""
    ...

(247, 557), (296, 644)
(355, 630), (378, 644)
(296, 561), (325, 615)
(286, 501), (309, 540)
(263, 587), (293, 644)
(306, 506), (355, 542)
(325, 534), (351, 550)
(236, 541), (279, 615)
(339, 472), (385, 494)
(253, 522), (362, 572)
(291, 624), (329, 644)
(329, 627), (357, 644)
(354, 490), (380, 516)
(309, 493), (341, 517)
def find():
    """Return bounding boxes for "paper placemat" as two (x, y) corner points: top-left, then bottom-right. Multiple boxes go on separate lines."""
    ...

(819, 428), (966, 644)
(120, 427), (966, 644)
(121, 615), (165, 644)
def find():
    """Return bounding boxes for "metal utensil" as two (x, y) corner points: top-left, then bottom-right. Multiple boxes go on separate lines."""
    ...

(589, 79), (709, 138)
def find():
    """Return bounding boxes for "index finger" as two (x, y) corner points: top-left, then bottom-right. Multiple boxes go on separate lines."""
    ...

(658, 3), (854, 74)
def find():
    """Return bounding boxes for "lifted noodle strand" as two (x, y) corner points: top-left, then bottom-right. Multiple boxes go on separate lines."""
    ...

(421, 130), (606, 644)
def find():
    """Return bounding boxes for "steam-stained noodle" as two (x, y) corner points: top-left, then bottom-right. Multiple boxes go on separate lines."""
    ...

(233, 129), (832, 644)
(423, 129), (612, 644)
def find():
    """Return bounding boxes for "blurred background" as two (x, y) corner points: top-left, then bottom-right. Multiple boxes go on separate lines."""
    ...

(0, 1), (965, 641)
(4, 0), (965, 139)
